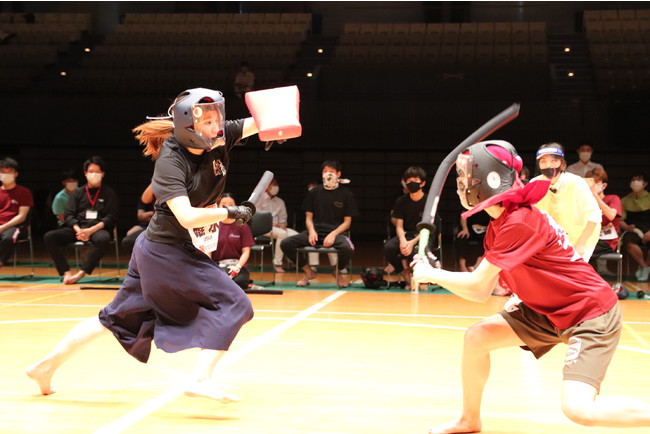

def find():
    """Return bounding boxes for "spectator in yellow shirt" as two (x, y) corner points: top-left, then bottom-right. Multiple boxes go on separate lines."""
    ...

(531, 143), (601, 261)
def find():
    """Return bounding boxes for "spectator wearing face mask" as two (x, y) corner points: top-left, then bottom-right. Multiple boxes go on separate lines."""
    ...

(584, 168), (622, 277)
(531, 143), (601, 261)
(566, 144), (604, 178)
(383, 166), (429, 290)
(43, 156), (119, 285)
(256, 177), (299, 273)
(51, 169), (79, 226)
(619, 173), (650, 281)
(0, 157), (34, 269)
(281, 160), (359, 288)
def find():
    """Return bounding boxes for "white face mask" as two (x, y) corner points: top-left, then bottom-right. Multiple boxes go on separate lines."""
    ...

(86, 173), (103, 185)
(0, 173), (15, 185)
(269, 185), (279, 196)
(65, 181), (78, 191)
(579, 152), (592, 163)
(630, 180), (645, 193)
(323, 172), (339, 190)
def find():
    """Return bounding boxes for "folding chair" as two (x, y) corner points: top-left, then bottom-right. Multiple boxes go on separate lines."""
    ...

(247, 211), (275, 285)
(72, 227), (121, 279)
(12, 224), (35, 278)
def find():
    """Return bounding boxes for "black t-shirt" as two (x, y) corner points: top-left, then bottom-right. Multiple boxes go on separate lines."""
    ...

(303, 185), (359, 234)
(392, 193), (425, 235)
(146, 119), (245, 244)
(65, 184), (119, 231)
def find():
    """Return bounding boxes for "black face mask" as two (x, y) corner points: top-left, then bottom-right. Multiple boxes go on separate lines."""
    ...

(540, 168), (557, 179)
(406, 181), (421, 193)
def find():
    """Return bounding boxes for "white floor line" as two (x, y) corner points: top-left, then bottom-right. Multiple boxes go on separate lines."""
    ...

(618, 345), (650, 355)
(94, 291), (347, 434)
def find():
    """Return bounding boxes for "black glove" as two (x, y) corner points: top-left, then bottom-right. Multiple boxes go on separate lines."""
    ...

(225, 202), (255, 226)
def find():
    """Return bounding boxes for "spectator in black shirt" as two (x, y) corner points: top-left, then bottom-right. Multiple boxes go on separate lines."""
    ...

(43, 156), (119, 284)
(281, 160), (359, 288)
(383, 166), (427, 290)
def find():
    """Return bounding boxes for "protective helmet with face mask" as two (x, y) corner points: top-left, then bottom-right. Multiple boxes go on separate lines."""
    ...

(456, 140), (522, 209)
(169, 88), (226, 151)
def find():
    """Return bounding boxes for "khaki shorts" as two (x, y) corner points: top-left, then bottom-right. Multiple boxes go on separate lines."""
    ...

(500, 302), (622, 391)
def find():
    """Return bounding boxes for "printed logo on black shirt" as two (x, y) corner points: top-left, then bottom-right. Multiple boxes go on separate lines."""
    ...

(213, 160), (226, 176)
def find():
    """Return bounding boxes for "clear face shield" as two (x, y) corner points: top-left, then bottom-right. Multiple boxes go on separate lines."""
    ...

(191, 101), (226, 150)
(456, 153), (478, 210)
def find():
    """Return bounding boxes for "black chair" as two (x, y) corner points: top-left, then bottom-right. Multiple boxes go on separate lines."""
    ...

(12, 224), (35, 278)
(72, 227), (121, 279)
(295, 231), (352, 288)
(247, 211), (274, 285)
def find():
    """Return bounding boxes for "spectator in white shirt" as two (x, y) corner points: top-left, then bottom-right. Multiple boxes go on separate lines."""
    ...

(256, 177), (298, 273)
(566, 144), (604, 178)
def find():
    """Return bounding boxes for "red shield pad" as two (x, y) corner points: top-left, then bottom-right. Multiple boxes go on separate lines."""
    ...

(245, 85), (302, 141)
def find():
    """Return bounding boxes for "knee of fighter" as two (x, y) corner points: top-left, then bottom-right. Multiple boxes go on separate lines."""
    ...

(561, 402), (597, 426)
(463, 323), (491, 347)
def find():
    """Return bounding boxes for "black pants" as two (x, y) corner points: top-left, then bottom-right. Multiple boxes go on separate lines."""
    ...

(44, 227), (111, 275)
(122, 228), (144, 256)
(383, 235), (416, 274)
(280, 230), (353, 270)
(0, 226), (24, 265)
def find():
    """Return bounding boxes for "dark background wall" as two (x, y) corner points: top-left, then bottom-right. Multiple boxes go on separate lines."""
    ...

(1, 1), (648, 255)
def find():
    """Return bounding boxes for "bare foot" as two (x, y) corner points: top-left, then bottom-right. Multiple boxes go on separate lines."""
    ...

(61, 271), (71, 283)
(274, 265), (285, 273)
(184, 380), (240, 403)
(428, 418), (481, 434)
(336, 272), (349, 288)
(25, 362), (56, 395)
(297, 265), (316, 286)
(63, 270), (85, 285)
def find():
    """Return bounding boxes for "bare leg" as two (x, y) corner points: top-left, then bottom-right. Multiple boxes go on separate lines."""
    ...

(26, 316), (109, 395)
(183, 349), (239, 402)
(626, 244), (649, 268)
(429, 315), (524, 434)
(562, 380), (650, 427)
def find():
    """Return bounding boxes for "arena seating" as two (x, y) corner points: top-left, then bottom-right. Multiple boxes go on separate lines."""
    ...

(584, 8), (650, 94)
(335, 21), (548, 65)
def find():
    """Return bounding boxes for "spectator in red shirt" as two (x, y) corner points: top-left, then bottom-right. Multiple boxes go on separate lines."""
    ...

(412, 141), (650, 433)
(0, 157), (33, 267)
(585, 168), (622, 276)
(211, 193), (255, 290)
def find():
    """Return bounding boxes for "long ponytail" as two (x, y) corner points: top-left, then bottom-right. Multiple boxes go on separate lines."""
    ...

(132, 119), (174, 160)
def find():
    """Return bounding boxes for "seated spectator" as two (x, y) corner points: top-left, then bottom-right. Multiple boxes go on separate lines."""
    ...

(121, 184), (155, 256)
(383, 166), (428, 290)
(43, 156), (119, 284)
(565, 143), (604, 177)
(281, 160), (359, 288)
(532, 143), (601, 261)
(585, 168), (622, 276)
(619, 173), (650, 281)
(0, 157), (34, 268)
(256, 177), (298, 273)
(51, 169), (79, 226)
(455, 211), (490, 272)
(211, 193), (255, 290)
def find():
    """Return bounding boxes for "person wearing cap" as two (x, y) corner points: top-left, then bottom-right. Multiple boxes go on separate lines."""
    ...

(566, 143), (604, 178)
(411, 140), (650, 433)
(27, 88), (263, 402)
(531, 143), (601, 261)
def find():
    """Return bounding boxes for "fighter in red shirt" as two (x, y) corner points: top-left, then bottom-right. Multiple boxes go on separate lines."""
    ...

(412, 141), (650, 433)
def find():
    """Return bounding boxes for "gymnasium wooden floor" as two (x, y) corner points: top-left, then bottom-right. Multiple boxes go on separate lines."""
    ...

(1, 260), (650, 434)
